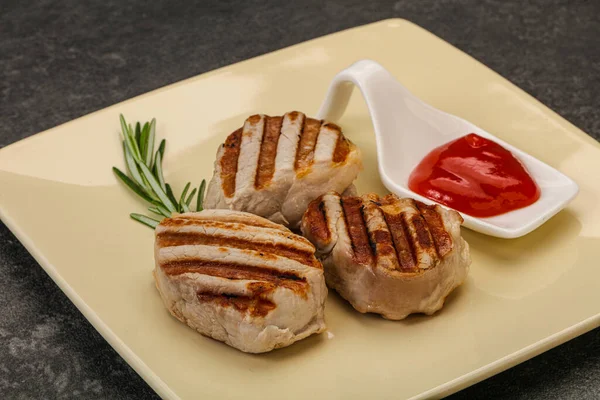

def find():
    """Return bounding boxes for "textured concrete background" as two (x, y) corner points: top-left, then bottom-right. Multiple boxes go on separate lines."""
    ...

(1, 0), (599, 398)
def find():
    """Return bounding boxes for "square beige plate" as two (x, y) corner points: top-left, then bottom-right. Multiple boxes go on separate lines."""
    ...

(1, 19), (599, 399)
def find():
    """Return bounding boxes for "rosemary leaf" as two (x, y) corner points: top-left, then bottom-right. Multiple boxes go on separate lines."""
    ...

(185, 188), (197, 206)
(181, 202), (191, 213)
(153, 139), (166, 170)
(179, 182), (191, 210)
(128, 121), (143, 160)
(197, 179), (206, 211)
(113, 167), (154, 203)
(119, 114), (129, 138)
(151, 201), (172, 218)
(125, 141), (156, 200)
(145, 118), (156, 168)
(147, 206), (162, 216)
(123, 141), (145, 187)
(127, 123), (138, 152)
(139, 123), (149, 163)
(154, 151), (167, 191)
(135, 122), (142, 148)
(157, 204), (172, 218)
(130, 213), (160, 229)
(158, 138), (165, 158)
(121, 116), (142, 162)
(165, 183), (178, 208)
(149, 204), (171, 218)
(138, 162), (177, 212)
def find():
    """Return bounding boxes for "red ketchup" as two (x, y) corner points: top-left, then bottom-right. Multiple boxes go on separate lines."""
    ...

(408, 133), (540, 218)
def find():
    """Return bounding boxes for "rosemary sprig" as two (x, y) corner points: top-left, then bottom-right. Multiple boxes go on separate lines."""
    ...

(113, 114), (206, 229)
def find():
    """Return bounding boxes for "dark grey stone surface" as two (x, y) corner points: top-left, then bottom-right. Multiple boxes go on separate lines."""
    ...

(1, 0), (598, 398)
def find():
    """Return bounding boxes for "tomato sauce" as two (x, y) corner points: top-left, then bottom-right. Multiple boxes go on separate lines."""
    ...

(408, 133), (540, 218)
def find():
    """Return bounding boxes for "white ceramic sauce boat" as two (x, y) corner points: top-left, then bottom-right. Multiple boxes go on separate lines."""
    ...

(316, 59), (578, 238)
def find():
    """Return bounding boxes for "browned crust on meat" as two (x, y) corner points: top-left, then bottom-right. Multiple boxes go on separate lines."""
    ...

(330, 124), (351, 164)
(197, 290), (276, 317)
(302, 196), (331, 246)
(246, 281), (277, 295)
(255, 116), (283, 189)
(341, 197), (375, 267)
(295, 117), (322, 173)
(287, 111), (301, 122)
(246, 114), (262, 126)
(219, 128), (242, 198)
(415, 201), (453, 258)
(378, 194), (395, 207)
(156, 232), (321, 268)
(162, 216), (282, 231)
(162, 259), (308, 295)
(323, 122), (341, 131)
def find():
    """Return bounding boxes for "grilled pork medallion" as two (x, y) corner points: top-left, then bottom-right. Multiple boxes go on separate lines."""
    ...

(204, 112), (362, 229)
(301, 191), (471, 320)
(153, 209), (327, 353)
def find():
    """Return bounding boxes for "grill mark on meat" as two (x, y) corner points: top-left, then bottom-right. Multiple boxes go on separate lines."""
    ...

(402, 198), (440, 268)
(341, 194), (449, 272)
(410, 214), (440, 267)
(219, 128), (242, 198)
(156, 232), (320, 268)
(294, 117), (322, 173)
(255, 116), (283, 189)
(371, 226), (399, 270)
(382, 196), (441, 270)
(162, 259), (308, 295)
(246, 281), (277, 295)
(360, 196), (401, 271)
(412, 215), (433, 248)
(415, 201), (453, 257)
(359, 202), (377, 255)
(305, 192), (457, 276)
(302, 196), (331, 245)
(196, 291), (276, 317)
(382, 211), (417, 271)
(159, 220), (311, 249)
(372, 224), (400, 268)
(331, 124), (351, 164)
(340, 197), (374, 266)
(162, 216), (283, 231)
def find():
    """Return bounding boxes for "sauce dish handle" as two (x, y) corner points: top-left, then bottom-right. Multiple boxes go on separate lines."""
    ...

(316, 59), (413, 122)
